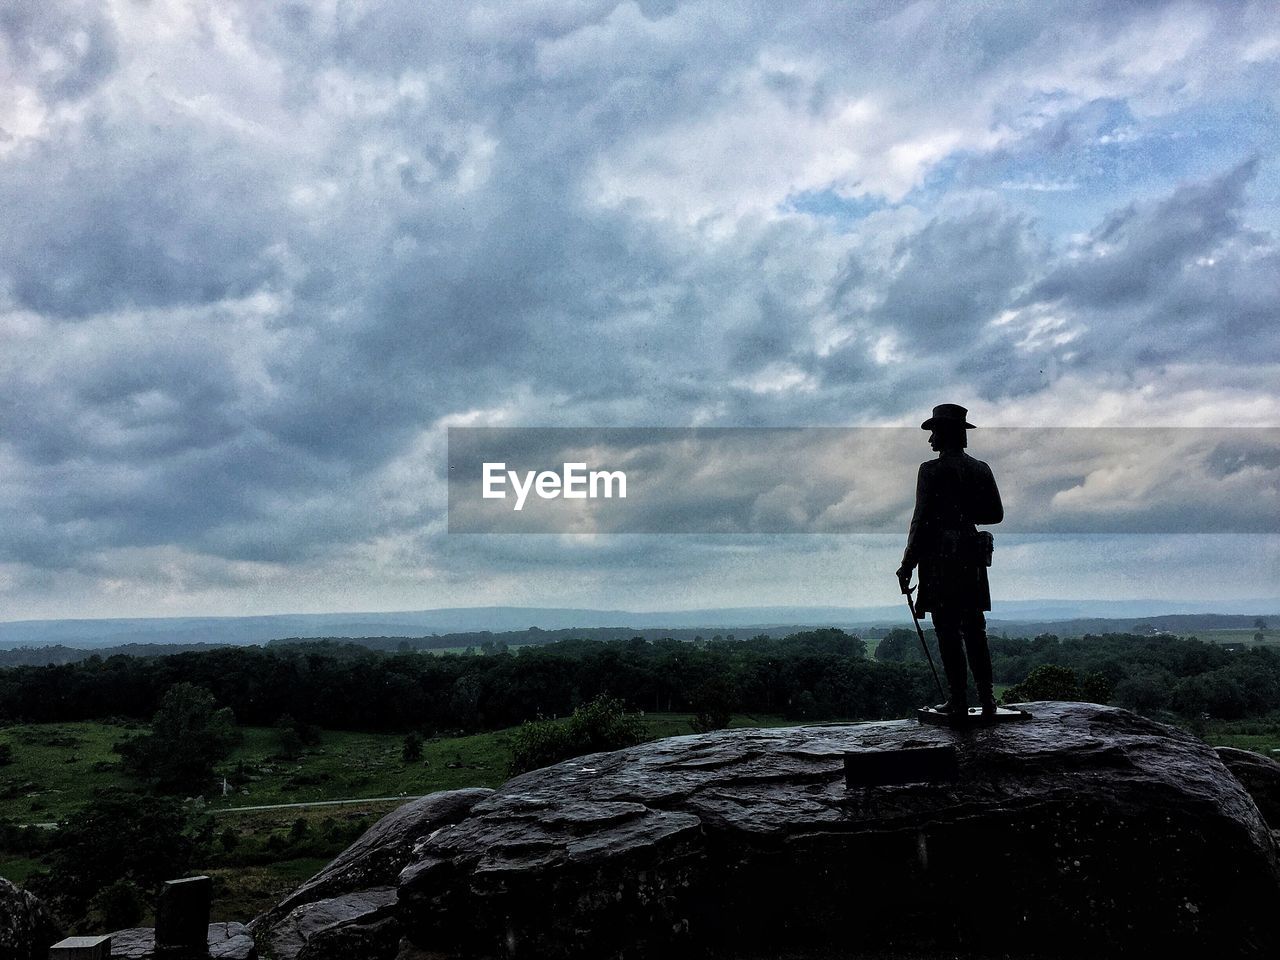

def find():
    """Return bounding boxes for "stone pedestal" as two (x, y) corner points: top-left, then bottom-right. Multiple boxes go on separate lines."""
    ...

(48, 935), (111, 959)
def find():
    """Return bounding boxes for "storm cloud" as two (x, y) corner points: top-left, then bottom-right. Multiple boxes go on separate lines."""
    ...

(1, 1), (1278, 618)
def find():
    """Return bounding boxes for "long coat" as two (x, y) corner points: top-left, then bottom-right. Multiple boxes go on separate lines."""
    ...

(902, 450), (1003, 614)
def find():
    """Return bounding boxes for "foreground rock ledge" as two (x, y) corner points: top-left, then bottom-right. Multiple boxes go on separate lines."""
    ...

(264, 703), (1280, 959)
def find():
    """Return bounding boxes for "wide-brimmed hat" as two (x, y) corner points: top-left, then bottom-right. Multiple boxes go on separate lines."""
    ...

(921, 403), (976, 430)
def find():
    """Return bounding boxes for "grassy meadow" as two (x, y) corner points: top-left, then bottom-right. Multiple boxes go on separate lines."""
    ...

(1197, 628), (1279, 648)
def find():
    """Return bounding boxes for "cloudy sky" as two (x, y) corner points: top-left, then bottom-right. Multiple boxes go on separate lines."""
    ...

(2, 0), (1279, 621)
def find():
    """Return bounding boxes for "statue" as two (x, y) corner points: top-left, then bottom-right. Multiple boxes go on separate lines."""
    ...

(896, 404), (1003, 721)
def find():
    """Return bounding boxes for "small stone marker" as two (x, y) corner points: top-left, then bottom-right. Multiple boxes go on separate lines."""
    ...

(155, 875), (211, 956)
(48, 935), (112, 959)
(844, 745), (959, 788)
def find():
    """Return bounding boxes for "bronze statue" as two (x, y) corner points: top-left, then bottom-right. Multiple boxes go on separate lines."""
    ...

(896, 404), (1003, 719)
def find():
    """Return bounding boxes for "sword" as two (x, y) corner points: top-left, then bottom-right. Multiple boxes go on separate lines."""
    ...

(903, 582), (946, 701)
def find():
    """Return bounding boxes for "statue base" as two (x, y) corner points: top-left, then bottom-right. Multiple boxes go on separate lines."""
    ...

(916, 705), (1033, 727)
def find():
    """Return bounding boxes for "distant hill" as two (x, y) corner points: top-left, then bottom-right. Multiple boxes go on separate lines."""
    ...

(1, 601), (1275, 651)
(987, 612), (1273, 638)
(1, 610), (1274, 668)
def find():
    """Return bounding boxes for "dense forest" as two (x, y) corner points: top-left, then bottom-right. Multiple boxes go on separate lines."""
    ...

(2, 629), (1278, 735)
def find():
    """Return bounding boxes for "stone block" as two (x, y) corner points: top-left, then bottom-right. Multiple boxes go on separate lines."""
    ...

(155, 876), (211, 955)
(47, 935), (111, 959)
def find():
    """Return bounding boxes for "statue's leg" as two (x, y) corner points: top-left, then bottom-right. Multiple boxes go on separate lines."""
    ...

(961, 609), (996, 714)
(930, 608), (969, 715)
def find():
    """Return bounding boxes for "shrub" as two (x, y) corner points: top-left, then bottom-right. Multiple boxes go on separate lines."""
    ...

(508, 695), (645, 776)
(402, 732), (424, 762)
(690, 708), (732, 734)
(1002, 664), (1079, 703)
(1079, 671), (1114, 705)
(274, 714), (322, 758)
(88, 879), (145, 930)
(688, 675), (735, 733)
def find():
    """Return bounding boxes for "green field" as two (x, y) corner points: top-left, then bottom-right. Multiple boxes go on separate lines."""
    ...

(0, 712), (797, 824)
(209, 725), (513, 808)
(0, 720), (142, 822)
(1201, 716), (1280, 756)
(1196, 628), (1280, 649)
(1208, 732), (1280, 754)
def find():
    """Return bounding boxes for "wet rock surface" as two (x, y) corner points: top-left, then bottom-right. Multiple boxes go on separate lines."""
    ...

(262, 888), (398, 960)
(396, 702), (1280, 958)
(252, 787), (491, 937)
(1216, 745), (1280, 830)
(109, 921), (256, 959)
(0, 877), (59, 960)
(250, 788), (490, 959)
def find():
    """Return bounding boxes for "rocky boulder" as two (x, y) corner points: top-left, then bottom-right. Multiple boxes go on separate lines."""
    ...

(251, 787), (490, 959)
(1216, 746), (1280, 830)
(109, 922), (256, 959)
(258, 888), (398, 960)
(0, 878), (59, 960)
(392, 702), (1279, 958)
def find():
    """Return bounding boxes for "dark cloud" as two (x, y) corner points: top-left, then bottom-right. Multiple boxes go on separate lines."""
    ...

(0, 1), (117, 103)
(1014, 160), (1280, 371)
(1, 131), (286, 318)
(880, 207), (1040, 344)
(1031, 160), (1257, 308)
(0, 1), (1277, 614)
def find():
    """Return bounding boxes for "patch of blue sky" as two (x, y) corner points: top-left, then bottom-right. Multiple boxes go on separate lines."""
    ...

(939, 96), (1280, 239)
(782, 188), (889, 226)
(895, 151), (969, 212)
(781, 152), (968, 229)
(782, 94), (1278, 245)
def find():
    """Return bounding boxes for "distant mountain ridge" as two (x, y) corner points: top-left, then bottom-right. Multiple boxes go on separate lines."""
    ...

(1, 600), (1275, 649)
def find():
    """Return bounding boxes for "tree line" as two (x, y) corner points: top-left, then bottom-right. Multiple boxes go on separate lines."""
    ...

(0, 630), (916, 733)
(2, 629), (1278, 737)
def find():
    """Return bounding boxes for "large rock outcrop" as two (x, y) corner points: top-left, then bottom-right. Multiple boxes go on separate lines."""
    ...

(259, 703), (1280, 959)
(1216, 746), (1280, 830)
(250, 788), (491, 959)
(0, 878), (59, 960)
(255, 889), (397, 960)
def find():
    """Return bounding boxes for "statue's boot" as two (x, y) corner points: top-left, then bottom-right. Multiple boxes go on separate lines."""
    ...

(932, 687), (969, 725)
(978, 684), (999, 717)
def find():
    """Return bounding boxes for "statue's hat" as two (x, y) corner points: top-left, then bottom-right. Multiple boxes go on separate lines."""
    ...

(921, 403), (976, 430)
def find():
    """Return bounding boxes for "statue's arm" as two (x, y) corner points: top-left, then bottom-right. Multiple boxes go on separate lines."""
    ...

(901, 464), (928, 567)
(974, 461), (1004, 525)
